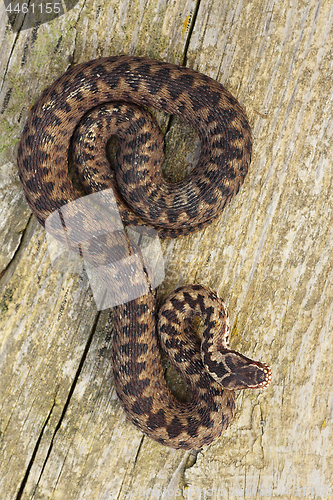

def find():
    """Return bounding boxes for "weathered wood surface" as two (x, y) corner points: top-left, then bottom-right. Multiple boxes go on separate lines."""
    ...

(0, 0), (332, 498)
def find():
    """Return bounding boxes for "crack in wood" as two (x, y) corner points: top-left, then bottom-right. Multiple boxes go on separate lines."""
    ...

(0, 214), (33, 287)
(15, 398), (57, 500)
(0, 3), (30, 94)
(71, 0), (88, 66)
(15, 311), (100, 498)
(181, 0), (201, 67)
(116, 434), (145, 500)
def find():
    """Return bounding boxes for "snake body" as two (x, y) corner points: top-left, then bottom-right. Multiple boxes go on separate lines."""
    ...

(17, 56), (271, 449)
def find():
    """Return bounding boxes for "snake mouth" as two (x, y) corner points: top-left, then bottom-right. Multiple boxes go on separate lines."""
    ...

(248, 361), (272, 389)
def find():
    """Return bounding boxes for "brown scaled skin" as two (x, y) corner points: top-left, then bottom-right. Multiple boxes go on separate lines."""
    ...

(17, 56), (271, 449)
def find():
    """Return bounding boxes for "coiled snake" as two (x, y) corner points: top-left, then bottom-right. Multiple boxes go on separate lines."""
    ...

(17, 56), (271, 449)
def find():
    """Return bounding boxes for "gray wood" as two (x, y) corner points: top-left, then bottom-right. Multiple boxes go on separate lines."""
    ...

(0, 0), (332, 498)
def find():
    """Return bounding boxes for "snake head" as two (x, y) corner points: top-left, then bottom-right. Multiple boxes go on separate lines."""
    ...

(204, 350), (272, 390)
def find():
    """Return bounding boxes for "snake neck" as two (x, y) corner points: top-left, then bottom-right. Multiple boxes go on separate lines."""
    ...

(158, 284), (272, 392)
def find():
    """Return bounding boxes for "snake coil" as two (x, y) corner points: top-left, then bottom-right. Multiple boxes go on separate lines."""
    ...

(18, 56), (271, 449)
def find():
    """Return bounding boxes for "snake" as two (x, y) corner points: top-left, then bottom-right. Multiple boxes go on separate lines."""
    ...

(17, 55), (272, 449)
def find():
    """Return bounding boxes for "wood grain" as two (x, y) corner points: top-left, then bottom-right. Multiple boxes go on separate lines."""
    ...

(0, 0), (332, 498)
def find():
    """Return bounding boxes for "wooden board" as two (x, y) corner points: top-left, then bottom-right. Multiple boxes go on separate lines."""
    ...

(0, 0), (332, 498)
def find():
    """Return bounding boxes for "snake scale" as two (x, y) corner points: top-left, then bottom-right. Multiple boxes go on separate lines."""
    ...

(17, 56), (271, 449)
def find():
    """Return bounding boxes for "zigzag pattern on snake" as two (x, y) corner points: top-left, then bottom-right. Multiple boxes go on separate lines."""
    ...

(17, 56), (272, 449)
